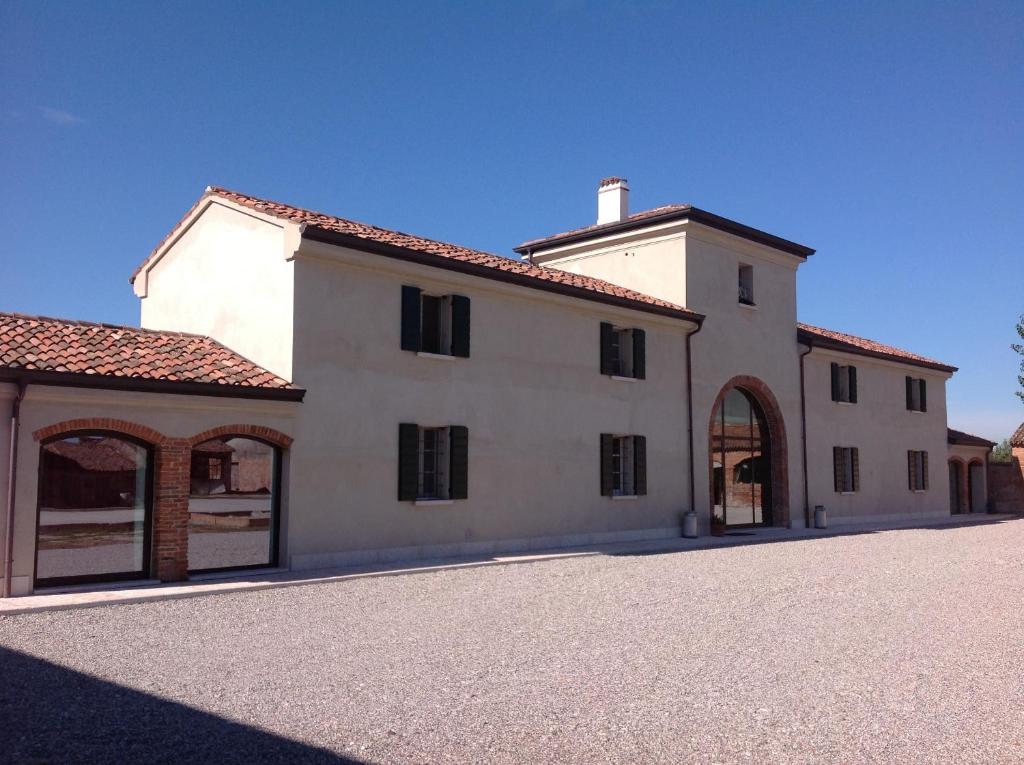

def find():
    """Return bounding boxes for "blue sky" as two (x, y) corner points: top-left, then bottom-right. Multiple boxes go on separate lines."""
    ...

(1, 1), (1021, 440)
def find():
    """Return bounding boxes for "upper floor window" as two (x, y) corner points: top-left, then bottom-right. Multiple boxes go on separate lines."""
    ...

(398, 423), (469, 502)
(830, 363), (858, 403)
(908, 450), (929, 491)
(833, 446), (860, 493)
(600, 434), (647, 497)
(401, 285), (470, 357)
(905, 376), (927, 412)
(600, 322), (646, 379)
(738, 265), (754, 306)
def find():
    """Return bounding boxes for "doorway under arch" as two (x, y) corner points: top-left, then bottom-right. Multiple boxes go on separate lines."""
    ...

(708, 376), (790, 528)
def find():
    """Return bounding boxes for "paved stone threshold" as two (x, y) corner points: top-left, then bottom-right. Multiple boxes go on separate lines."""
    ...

(2, 513), (1016, 616)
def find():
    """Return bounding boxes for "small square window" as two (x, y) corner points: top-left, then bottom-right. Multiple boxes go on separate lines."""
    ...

(738, 265), (754, 305)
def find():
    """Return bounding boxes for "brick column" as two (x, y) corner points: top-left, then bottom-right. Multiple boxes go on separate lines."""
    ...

(153, 438), (190, 581)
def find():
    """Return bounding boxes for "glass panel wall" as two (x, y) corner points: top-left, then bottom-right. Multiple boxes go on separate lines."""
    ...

(711, 388), (771, 527)
(36, 434), (152, 585)
(188, 437), (279, 571)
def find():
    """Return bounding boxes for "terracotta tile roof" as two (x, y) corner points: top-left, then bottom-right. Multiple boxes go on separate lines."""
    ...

(0, 312), (295, 391)
(45, 437), (139, 472)
(1011, 422), (1024, 448)
(947, 428), (995, 448)
(513, 204), (815, 258)
(132, 187), (703, 323)
(797, 323), (957, 373)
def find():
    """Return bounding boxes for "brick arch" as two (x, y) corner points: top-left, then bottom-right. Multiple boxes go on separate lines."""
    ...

(188, 424), (293, 449)
(708, 375), (790, 527)
(33, 418), (168, 445)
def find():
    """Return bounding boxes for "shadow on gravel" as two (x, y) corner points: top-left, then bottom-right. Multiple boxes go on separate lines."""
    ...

(0, 647), (366, 765)
(609, 516), (1021, 557)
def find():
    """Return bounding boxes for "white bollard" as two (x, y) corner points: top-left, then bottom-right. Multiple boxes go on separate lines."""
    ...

(814, 505), (827, 529)
(682, 510), (699, 538)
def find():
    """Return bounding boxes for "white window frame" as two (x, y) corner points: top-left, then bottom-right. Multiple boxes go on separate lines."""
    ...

(738, 264), (755, 306)
(839, 447), (855, 493)
(912, 450), (927, 491)
(420, 294), (453, 356)
(417, 426), (449, 500)
(611, 435), (636, 497)
(909, 378), (923, 412)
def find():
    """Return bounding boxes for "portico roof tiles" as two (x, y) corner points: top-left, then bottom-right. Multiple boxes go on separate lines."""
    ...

(0, 312), (294, 390)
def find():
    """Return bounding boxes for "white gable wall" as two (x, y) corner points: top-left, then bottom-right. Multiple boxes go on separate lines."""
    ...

(136, 200), (296, 381)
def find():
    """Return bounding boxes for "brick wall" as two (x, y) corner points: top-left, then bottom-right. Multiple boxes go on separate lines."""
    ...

(988, 455), (1024, 513)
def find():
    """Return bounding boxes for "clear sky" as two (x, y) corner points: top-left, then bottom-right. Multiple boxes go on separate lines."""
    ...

(1, 1), (1021, 441)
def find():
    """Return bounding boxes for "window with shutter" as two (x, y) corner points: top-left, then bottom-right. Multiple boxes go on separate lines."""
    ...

(448, 426), (469, 499)
(832, 364), (858, 403)
(834, 446), (858, 493)
(402, 286), (470, 358)
(605, 435), (643, 497)
(908, 450), (927, 491)
(906, 378), (926, 412)
(601, 323), (644, 379)
(399, 424), (468, 502)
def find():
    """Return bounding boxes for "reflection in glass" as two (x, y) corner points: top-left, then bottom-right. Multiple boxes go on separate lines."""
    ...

(188, 437), (278, 571)
(710, 389), (771, 527)
(36, 435), (151, 584)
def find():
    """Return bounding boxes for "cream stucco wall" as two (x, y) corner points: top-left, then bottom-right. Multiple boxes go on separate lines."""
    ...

(4, 385), (297, 595)
(283, 240), (697, 566)
(136, 199), (297, 381)
(537, 222), (808, 529)
(804, 350), (952, 524)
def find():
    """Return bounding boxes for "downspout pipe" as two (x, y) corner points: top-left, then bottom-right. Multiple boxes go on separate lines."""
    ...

(3, 380), (27, 598)
(686, 318), (705, 517)
(799, 341), (813, 530)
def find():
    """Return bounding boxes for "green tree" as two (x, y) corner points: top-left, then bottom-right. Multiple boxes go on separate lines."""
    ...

(992, 439), (1013, 463)
(1014, 313), (1024, 404)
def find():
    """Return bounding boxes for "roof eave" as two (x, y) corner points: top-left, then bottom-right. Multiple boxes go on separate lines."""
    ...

(0, 368), (305, 402)
(515, 206), (815, 259)
(798, 330), (957, 374)
(301, 226), (705, 326)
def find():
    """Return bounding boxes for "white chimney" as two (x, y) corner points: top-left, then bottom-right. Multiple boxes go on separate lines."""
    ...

(597, 177), (629, 225)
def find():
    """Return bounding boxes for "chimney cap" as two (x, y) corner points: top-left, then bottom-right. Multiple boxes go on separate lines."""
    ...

(599, 176), (628, 188)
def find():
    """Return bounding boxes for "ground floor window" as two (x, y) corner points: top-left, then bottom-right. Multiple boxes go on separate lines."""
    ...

(908, 450), (929, 492)
(188, 437), (280, 572)
(600, 434), (647, 497)
(833, 447), (860, 493)
(35, 433), (153, 586)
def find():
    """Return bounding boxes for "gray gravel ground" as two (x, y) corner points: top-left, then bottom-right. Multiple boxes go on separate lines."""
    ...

(2, 519), (1024, 764)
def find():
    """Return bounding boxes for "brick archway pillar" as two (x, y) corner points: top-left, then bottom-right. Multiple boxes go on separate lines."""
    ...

(707, 376), (790, 528)
(34, 419), (190, 583)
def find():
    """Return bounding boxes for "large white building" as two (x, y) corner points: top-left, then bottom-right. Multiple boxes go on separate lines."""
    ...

(0, 179), (992, 596)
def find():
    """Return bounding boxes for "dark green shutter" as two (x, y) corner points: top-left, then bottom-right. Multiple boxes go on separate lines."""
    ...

(921, 451), (929, 490)
(905, 376), (913, 410)
(908, 450), (915, 491)
(398, 423), (419, 501)
(600, 433), (614, 496)
(919, 379), (927, 412)
(449, 425), (469, 499)
(451, 296), (471, 358)
(633, 435), (647, 495)
(401, 286), (422, 352)
(833, 446), (843, 492)
(831, 363), (840, 401)
(632, 329), (646, 380)
(600, 322), (615, 375)
(848, 366), (858, 404)
(851, 447), (860, 492)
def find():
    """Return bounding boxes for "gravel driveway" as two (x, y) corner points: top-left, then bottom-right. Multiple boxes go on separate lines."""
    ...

(2, 519), (1023, 764)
